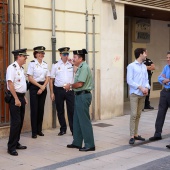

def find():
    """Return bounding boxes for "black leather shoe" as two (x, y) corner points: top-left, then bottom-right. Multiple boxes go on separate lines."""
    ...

(166, 145), (170, 149)
(58, 131), (66, 136)
(134, 135), (145, 141)
(32, 135), (37, 138)
(38, 132), (44, 136)
(149, 136), (162, 141)
(79, 147), (95, 151)
(144, 105), (154, 109)
(16, 144), (27, 149)
(129, 138), (135, 144)
(8, 150), (18, 156)
(67, 144), (81, 149)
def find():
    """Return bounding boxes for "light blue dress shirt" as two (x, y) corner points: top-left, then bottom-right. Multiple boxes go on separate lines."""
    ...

(158, 65), (170, 89)
(127, 60), (150, 96)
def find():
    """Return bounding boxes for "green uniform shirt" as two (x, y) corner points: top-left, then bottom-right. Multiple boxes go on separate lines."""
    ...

(74, 61), (93, 92)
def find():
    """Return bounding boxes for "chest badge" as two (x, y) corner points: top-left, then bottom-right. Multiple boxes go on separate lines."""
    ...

(18, 72), (20, 76)
(58, 67), (60, 70)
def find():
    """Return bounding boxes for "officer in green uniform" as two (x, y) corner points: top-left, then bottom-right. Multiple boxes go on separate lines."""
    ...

(64, 49), (95, 152)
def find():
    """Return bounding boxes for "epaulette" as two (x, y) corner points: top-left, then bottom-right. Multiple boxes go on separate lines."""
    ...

(12, 64), (16, 67)
(31, 60), (35, 62)
(53, 61), (58, 64)
(43, 61), (47, 64)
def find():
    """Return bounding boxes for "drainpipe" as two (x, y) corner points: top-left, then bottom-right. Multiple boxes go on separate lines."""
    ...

(111, 0), (117, 20)
(13, 0), (16, 49)
(51, 0), (57, 128)
(92, 15), (95, 121)
(8, 0), (11, 63)
(85, 0), (89, 63)
(18, 0), (21, 48)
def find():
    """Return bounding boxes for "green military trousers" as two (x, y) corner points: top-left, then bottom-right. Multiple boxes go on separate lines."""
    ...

(72, 93), (95, 148)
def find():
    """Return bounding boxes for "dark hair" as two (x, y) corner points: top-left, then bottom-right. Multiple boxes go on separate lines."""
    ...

(33, 51), (38, 58)
(78, 54), (85, 61)
(134, 48), (146, 59)
(167, 51), (170, 55)
(14, 55), (18, 61)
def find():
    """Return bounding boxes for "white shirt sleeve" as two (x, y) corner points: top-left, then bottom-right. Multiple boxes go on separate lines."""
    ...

(27, 62), (34, 76)
(6, 65), (15, 82)
(50, 64), (56, 78)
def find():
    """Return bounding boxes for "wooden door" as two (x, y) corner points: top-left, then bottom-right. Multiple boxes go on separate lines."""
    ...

(0, 0), (9, 126)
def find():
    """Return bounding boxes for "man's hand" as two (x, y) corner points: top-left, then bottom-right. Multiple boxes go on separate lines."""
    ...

(163, 78), (170, 85)
(50, 93), (55, 101)
(138, 86), (148, 96)
(142, 88), (148, 96)
(15, 98), (21, 107)
(63, 83), (70, 91)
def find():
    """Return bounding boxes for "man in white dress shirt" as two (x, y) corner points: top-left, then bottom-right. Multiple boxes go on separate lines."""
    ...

(6, 48), (29, 156)
(50, 47), (74, 136)
(127, 48), (150, 145)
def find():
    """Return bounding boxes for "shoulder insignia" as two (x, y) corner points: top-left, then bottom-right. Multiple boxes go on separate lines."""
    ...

(43, 61), (47, 64)
(31, 60), (35, 62)
(12, 64), (16, 67)
(53, 61), (58, 64)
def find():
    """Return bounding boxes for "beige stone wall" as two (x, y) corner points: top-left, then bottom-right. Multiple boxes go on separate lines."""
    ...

(22, 0), (102, 133)
(100, 1), (124, 119)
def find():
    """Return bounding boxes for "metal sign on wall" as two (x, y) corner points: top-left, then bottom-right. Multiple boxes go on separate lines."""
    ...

(132, 18), (150, 43)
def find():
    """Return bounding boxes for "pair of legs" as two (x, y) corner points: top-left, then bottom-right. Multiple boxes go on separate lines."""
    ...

(29, 83), (47, 137)
(130, 94), (145, 141)
(72, 93), (95, 149)
(150, 89), (170, 140)
(8, 95), (26, 155)
(54, 86), (74, 134)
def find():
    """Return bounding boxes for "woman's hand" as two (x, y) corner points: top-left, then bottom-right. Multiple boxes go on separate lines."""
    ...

(37, 89), (43, 95)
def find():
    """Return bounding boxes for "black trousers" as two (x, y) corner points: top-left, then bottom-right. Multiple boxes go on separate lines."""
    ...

(154, 89), (170, 137)
(54, 86), (74, 133)
(29, 83), (47, 135)
(8, 94), (26, 151)
(145, 75), (152, 107)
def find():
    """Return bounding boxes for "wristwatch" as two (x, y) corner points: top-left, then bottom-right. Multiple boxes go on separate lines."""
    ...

(70, 84), (72, 91)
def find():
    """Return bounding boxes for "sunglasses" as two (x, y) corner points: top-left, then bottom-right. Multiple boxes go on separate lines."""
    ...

(62, 53), (69, 57)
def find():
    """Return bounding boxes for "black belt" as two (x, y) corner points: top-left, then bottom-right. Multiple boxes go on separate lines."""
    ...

(164, 88), (170, 92)
(54, 86), (64, 90)
(16, 92), (25, 97)
(75, 90), (91, 95)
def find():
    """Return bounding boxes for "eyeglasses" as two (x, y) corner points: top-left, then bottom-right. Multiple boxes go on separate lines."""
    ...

(62, 53), (69, 57)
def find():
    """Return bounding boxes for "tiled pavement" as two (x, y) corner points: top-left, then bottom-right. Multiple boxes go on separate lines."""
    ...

(1, 98), (170, 170)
